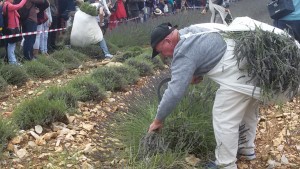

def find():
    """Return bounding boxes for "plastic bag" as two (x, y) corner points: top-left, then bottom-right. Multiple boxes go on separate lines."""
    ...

(70, 10), (103, 47)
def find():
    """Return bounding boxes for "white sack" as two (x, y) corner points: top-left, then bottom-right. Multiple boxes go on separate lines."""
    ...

(70, 10), (103, 47)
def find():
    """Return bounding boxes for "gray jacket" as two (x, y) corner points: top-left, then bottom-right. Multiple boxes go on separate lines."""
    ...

(156, 25), (227, 121)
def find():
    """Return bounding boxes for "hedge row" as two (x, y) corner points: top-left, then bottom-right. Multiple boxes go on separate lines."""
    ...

(0, 48), (164, 157)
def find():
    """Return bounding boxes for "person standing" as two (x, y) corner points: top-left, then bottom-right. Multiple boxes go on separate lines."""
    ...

(48, 0), (58, 52)
(91, 0), (114, 59)
(147, 23), (299, 169)
(273, 0), (300, 42)
(201, 0), (231, 25)
(3, 0), (27, 65)
(39, 5), (52, 55)
(21, 0), (48, 60)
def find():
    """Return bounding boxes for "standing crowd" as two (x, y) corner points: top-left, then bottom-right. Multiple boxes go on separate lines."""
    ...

(0, 0), (77, 65)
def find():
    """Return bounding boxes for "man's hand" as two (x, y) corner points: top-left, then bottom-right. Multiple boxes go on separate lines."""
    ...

(191, 76), (203, 84)
(148, 119), (163, 133)
(201, 9), (207, 14)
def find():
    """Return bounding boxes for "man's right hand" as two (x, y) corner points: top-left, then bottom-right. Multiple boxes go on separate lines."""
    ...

(148, 119), (163, 133)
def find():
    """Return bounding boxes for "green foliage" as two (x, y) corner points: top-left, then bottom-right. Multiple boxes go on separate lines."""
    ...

(51, 49), (82, 70)
(127, 46), (143, 55)
(43, 87), (78, 109)
(68, 76), (106, 102)
(225, 28), (300, 102)
(80, 2), (98, 16)
(91, 67), (128, 91)
(125, 57), (154, 76)
(144, 54), (165, 70)
(114, 65), (140, 84)
(69, 49), (89, 61)
(106, 41), (119, 55)
(112, 51), (136, 63)
(37, 56), (65, 75)
(105, 10), (207, 48)
(23, 60), (53, 79)
(0, 64), (28, 86)
(0, 117), (18, 155)
(12, 96), (68, 129)
(73, 45), (103, 59)
(114, 79), (218, 167)
(0, 76), (8, 92)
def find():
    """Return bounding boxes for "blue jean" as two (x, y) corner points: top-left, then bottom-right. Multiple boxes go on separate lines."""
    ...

(39, 23), (49, 53)
(273, 19), (300, 42)
(7, 43), (17, 64)
(23, 19), (37, 60)
(99, 38), (111, 57)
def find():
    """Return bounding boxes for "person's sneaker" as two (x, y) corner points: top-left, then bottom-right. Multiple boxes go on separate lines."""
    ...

(105, 54), (113, 59)
(237, 153), (256, 160)
(203, 161), (219, 169)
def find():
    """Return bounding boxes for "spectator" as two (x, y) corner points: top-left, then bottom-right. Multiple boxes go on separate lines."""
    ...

(157, 0), (165, 13)
(91, 0), (114, 59)
(21, 0), (48, 61)
(3, 0), (27, 65)
(58, 0), (76, 29)
(144, 0), (154, 21)
(109, 0), (127, 29)
(33, 0), (50, 57)
(39, 6), (52, 55)
(126, 0), (140, 19)
(273, 0), (300, 42)
(201, 0), (230, 25)
(48, 0), (58, 52)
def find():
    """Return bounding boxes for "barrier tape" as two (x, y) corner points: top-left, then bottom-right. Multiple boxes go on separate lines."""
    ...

(0, 27), (67, 40)
(108, 16), (140, 24)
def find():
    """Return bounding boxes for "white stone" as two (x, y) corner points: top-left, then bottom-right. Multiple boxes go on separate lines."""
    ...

(29, 131), (40, 140)
(16, 149), (28, 159)
(35, 125), (43, 134)
(28, 141), (37, 148)
(82, 123), (94, 131)
(281, 155), (289, 164)
(83, 143), (93, 154)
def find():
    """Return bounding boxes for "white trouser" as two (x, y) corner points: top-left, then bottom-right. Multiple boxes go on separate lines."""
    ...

(212, 86), (259, 169)
(207, 39), (260, 169)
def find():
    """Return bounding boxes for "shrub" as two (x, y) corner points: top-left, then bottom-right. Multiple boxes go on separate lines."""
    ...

(112, 51), (135, 63)
(0, 117), (18, 155)
(91, 67), (127, 91)
(0, 76), (8, 92)
(112, 79), (218, 167)
(79, 2), (98, 16)
(23, 60), (53, 79)
(105, 10), (210, 48)
(73, 45), (103, 59)
(12, 96), (68, 129)
(106, 41), (119, 55)
(37, 56), (65, 75)
(51, 49), (82, 70)
(127, 46), (143, 55)
(43, 87), (78, 109)
(114, 65), (139, 84)
(144, 54), (165, 70)
(68, 76), (106, 102)
(0, 64), (28, 86)
(68, 49), (89, 61)
(125, 57), (154, 76)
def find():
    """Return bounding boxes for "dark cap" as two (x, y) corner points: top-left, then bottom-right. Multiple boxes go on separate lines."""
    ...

(151, 23), (176, 58)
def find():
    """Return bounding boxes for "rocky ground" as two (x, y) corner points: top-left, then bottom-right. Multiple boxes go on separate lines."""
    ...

(0, 56), (299, 169)
(1, 0), (300, 168)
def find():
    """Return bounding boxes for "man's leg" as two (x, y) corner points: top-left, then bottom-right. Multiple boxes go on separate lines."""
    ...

(238, 98), (259, 160)
(213, 86), (255, 169)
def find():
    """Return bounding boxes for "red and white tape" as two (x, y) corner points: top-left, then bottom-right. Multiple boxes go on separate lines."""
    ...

(0, 27), (67, 40)
(108, 16), (140, 24)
